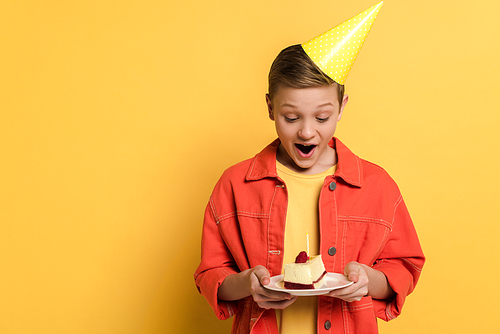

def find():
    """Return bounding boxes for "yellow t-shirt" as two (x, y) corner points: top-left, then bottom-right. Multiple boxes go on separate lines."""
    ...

(276, 161), (336, 334)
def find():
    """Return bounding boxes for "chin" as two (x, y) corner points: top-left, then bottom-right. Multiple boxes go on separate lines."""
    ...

(293, 160), (315, 170)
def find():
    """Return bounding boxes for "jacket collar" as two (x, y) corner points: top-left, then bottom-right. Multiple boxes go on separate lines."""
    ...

(245, 137), (363, 187)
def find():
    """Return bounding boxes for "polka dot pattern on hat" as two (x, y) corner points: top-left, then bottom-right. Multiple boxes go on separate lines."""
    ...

(302, 1), (383, 85)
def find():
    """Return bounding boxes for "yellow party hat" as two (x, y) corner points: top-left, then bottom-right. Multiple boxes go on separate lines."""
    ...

(302, 1), (383, 84)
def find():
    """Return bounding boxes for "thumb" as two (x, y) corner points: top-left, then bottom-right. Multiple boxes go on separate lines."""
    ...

(344, 262), (360, 283)
(253, 265), (271, 285)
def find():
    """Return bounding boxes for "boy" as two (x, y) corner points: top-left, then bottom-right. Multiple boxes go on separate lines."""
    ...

(194, 2), (424, 333)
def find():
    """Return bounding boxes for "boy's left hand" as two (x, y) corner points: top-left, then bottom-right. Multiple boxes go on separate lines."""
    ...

(326, 261), (369, 302)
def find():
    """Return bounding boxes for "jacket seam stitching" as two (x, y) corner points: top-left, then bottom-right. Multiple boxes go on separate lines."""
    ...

(371, 228), (390, 265)
(216, 210), (270, 223)
(392, 194), (403, 226)
(342, 210), (347, 273)
(267, 186), (278, 271)
(247, 152), (258, 179)
(402, 258), (423, 272)
(386, 302), (396, 320)
(391, 195), (424, 272)
(356, 155), (362, 185)
(338, 215), (392, 230)
(209, 196), (220, 224)
(218, 267), (235, 318)
(342, 303), (373, 311)
(342, 301), (350, 334)
(333, 189), (338, 274)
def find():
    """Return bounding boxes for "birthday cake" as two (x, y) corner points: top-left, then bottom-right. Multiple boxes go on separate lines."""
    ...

(283, 251), (327, 289)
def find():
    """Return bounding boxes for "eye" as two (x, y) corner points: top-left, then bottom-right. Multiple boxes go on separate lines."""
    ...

(285, 116), (299, 123)
(316, 117), (330, 122)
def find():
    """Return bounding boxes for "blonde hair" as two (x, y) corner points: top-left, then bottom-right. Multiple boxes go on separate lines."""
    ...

(268, 44), (344, 104)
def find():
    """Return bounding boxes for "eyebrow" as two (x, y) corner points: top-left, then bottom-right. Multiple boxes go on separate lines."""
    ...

(316, 102), (335, 108)
(280, 102), (335, 109)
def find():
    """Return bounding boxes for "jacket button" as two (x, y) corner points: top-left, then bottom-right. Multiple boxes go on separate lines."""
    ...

(329, 182), (336, 191)
(328, 247), (336, 256)
(324, 320), (331, 330)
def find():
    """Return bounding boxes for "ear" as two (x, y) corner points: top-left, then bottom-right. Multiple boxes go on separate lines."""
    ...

(266, 94), (275, 120)
(337, 94), (349, 121)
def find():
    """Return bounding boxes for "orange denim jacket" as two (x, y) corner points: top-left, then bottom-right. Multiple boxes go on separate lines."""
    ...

(194, 138), (425, 334)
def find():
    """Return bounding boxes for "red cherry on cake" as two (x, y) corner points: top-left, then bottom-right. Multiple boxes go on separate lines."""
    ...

(295, 251), (309, 263)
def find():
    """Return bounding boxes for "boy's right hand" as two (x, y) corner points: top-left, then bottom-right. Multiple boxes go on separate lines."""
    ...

(218, 265), (297, 309)
(248, 265), (297, 310)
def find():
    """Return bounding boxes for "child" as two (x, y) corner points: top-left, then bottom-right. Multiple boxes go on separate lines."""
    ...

(194, 2), (424, 333)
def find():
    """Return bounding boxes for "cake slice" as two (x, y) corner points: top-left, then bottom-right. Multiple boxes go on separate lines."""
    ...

(283, 251), (327, 289)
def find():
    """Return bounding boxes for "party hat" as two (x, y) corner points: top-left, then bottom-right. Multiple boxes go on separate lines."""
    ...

(302, 1), (383, 84)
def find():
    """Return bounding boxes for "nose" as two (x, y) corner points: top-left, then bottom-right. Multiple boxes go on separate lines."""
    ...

(298, 120), (314, 139)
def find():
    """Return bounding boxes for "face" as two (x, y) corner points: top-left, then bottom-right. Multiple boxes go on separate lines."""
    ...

(266, 85), (348, 174)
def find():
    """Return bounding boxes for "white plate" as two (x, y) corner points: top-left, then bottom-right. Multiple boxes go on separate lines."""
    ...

(264, 273), (353, 296)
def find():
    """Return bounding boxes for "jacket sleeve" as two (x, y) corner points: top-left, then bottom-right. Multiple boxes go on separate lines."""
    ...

(194, 196), (241, 320)
(371, 194), (425, 321)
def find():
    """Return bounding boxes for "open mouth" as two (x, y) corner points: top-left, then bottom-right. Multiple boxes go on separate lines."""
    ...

(295, 144), (316, 155)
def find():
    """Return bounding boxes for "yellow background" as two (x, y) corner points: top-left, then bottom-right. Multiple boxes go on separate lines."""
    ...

(1, 0), (499, 333)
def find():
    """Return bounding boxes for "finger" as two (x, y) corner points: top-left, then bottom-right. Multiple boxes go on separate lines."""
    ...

(254, 282), (293, 301)
(327, 279), (368, 301)
(328, 279), (363, 296)
(333, 284), (368, 297)
(328, 285), (355, 298)
(249, 271), (292, 301)
(348, 272), (359, 283)
(252, 265), (271, 286)
(257, 296), (298, 310)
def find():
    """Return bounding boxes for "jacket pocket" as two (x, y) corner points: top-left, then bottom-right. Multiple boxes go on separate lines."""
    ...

(340, 216), (392, 265)
(342, 296), (378, 334)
